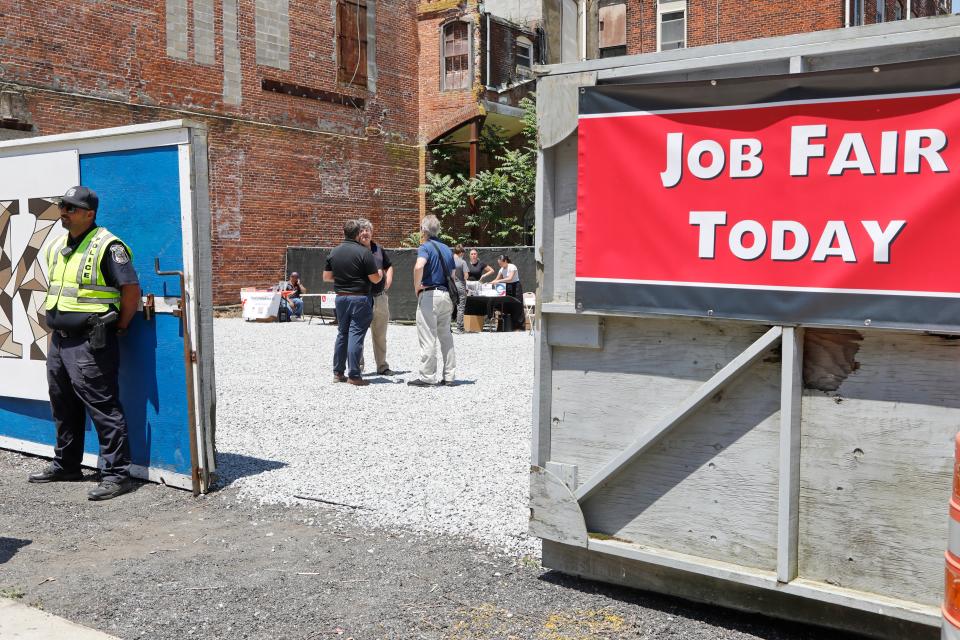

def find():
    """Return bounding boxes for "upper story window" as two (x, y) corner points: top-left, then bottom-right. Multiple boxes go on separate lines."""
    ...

(657, 0), (686, 51)
(516, 36), (533, 69)
(442, 20), (472, 91)
(337, 0), (368, 88)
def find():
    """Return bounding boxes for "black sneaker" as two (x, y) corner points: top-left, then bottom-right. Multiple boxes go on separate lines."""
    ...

(439, 380), (456, 387)
(407, 379), (435, 387)
(87, 478), (134, 501)
(378, 368), (397, 376)
(28, 465), (83, 484)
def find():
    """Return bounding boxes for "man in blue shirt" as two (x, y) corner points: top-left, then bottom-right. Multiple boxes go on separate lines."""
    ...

(409, 215), (457, 387)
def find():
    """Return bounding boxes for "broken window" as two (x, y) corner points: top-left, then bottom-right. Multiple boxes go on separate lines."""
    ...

(337, 0), (368, 88)
(442, 21), (471, 91)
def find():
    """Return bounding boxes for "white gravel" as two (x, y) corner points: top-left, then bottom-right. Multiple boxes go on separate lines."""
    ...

(213, 317), (539, 556)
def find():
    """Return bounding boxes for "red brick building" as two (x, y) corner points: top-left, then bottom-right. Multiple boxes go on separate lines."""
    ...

(594, 0), (952, 58)
(2, 1), (953, 302)
(0, 0), (422, 303)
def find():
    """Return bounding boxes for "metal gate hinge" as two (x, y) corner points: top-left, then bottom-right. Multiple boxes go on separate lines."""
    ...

(190, 350), (197, 363)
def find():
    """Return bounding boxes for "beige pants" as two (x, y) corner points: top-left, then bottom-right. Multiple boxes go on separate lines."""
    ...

(370, 293), (390, 372)
(416, 289), (456, 383)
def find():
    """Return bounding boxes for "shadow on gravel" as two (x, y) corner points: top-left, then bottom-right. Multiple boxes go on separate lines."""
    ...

(0, 537), (31, 564)
(213, 452), (288, 487)
(536, 570), (868, 640)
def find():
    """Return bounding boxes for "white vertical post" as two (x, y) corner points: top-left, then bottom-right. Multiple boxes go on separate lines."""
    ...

(844, 0), (851, 27)
(777, 326), (804, 583)
(906, 0), (912, 19)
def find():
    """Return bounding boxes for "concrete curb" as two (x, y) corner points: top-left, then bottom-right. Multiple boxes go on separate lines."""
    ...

(0, 599), (121, 639)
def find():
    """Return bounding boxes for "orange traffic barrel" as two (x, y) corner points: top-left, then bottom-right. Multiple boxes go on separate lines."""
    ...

(945, 434), (960, 639)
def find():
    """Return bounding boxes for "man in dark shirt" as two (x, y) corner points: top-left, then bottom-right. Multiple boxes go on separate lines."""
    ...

(358, 219), (395, 375)
(323, 219), (382, 386)
(29, 186), (141, 501)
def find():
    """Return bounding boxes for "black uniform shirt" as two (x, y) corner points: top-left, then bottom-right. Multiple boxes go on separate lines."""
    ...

(46, 225), (140, 330)
(466, 260), (488, 281)
(325, 239), (378, 294)
(369, 242), (392, 296)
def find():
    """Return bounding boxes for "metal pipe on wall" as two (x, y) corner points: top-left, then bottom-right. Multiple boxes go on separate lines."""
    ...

(486, 12), (492, 89)
(845, 0), (851, 27)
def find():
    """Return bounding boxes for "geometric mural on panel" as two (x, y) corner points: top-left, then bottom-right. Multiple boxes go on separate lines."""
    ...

(0, 198), (60, 360)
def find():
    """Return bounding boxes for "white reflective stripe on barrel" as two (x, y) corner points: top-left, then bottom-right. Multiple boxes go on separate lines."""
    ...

(950, 511), (960, 558)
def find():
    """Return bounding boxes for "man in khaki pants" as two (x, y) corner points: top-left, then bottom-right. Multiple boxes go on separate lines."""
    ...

(358, 219), (395, 375)
(409, 215), (456, 387)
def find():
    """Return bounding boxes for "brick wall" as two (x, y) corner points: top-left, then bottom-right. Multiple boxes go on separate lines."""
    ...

(625, 0), (841, 55)
(0, 0), (422, 304)
(622, 0), (950, 56)
(486, 17), (537, 89)
(417, 2), (484, 143)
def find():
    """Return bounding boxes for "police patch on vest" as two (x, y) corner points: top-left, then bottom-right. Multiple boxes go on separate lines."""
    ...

(110, 244), (130, 264)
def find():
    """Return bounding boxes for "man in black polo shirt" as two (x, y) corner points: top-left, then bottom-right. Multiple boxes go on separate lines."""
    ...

(323, 220), (382, 386)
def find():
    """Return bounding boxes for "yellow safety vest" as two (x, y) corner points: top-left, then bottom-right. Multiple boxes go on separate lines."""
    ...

(45, 227), (133, 314)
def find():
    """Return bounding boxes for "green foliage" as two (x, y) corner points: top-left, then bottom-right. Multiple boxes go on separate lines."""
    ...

(422, 94), (537, 245)
(1, 587), (25, 600)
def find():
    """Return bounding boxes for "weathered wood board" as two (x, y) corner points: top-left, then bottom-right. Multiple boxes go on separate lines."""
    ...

(549, 134), (577, 304)
(799, 330), (959, 606)
(550, 316), (781, 569)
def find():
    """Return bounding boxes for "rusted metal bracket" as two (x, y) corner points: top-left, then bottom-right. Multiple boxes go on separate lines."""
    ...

(155, 257), (202, 497)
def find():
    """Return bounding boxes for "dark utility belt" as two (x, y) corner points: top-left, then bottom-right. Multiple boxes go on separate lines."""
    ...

(421, 286), (448, 292)
(53, 310), (119, 349)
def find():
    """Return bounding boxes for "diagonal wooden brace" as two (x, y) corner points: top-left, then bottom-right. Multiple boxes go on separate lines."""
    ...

(574, 325), (784, 503)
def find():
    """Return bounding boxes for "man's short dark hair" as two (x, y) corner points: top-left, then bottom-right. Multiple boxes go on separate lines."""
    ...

(343, 219), (362, 240)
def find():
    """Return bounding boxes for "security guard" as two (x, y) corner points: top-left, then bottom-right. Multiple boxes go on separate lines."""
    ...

(28, 186), (140, 501)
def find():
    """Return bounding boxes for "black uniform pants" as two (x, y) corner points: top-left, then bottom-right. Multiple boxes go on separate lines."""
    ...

(47, 331), (131, 482)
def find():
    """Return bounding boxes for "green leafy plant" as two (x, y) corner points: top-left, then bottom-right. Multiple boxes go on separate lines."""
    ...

(1, 587), (25, 600)
(421, 94), (537, 245)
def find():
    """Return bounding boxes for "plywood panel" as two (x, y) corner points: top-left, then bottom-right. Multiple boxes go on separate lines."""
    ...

(550, 316), (780, 568)
(799, 331), (960, 606)
(551, 134), (577, 303)
(551, 316), (773, 477)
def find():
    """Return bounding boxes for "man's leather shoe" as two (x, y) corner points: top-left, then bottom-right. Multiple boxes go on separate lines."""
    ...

(407, 379), (435, 387)
(347, 377), (369, 386)
(28, 465), (83, 483)
(333, 373), (347, 383)
(88, 479), (133, 501)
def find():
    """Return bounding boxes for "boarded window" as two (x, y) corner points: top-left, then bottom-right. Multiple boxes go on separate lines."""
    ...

(337, 0), (368, 87)
(598, 4), (626, 49)
(442, 21), (470, 91)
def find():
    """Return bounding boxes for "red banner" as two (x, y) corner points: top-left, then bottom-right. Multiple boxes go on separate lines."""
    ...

(576, 89), (960, 329)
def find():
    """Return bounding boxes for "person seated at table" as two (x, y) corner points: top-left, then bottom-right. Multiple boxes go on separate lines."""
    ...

(466, 248), (494, 283)
(490, 255), (522, 299)
(282, 272), (307, 319)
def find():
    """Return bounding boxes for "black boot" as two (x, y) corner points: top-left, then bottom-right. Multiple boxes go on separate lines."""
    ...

(28, 465), (83, 483)
(87, 478), (134, 501)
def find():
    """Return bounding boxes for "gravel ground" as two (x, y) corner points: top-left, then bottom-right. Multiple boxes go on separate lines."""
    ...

(0, 449), (873, 640)
(214, 318), (538, 556)
(0, 319), (915, 639)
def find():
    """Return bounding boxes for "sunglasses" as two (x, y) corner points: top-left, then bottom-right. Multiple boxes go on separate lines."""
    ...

(57, 203), (85, 213)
